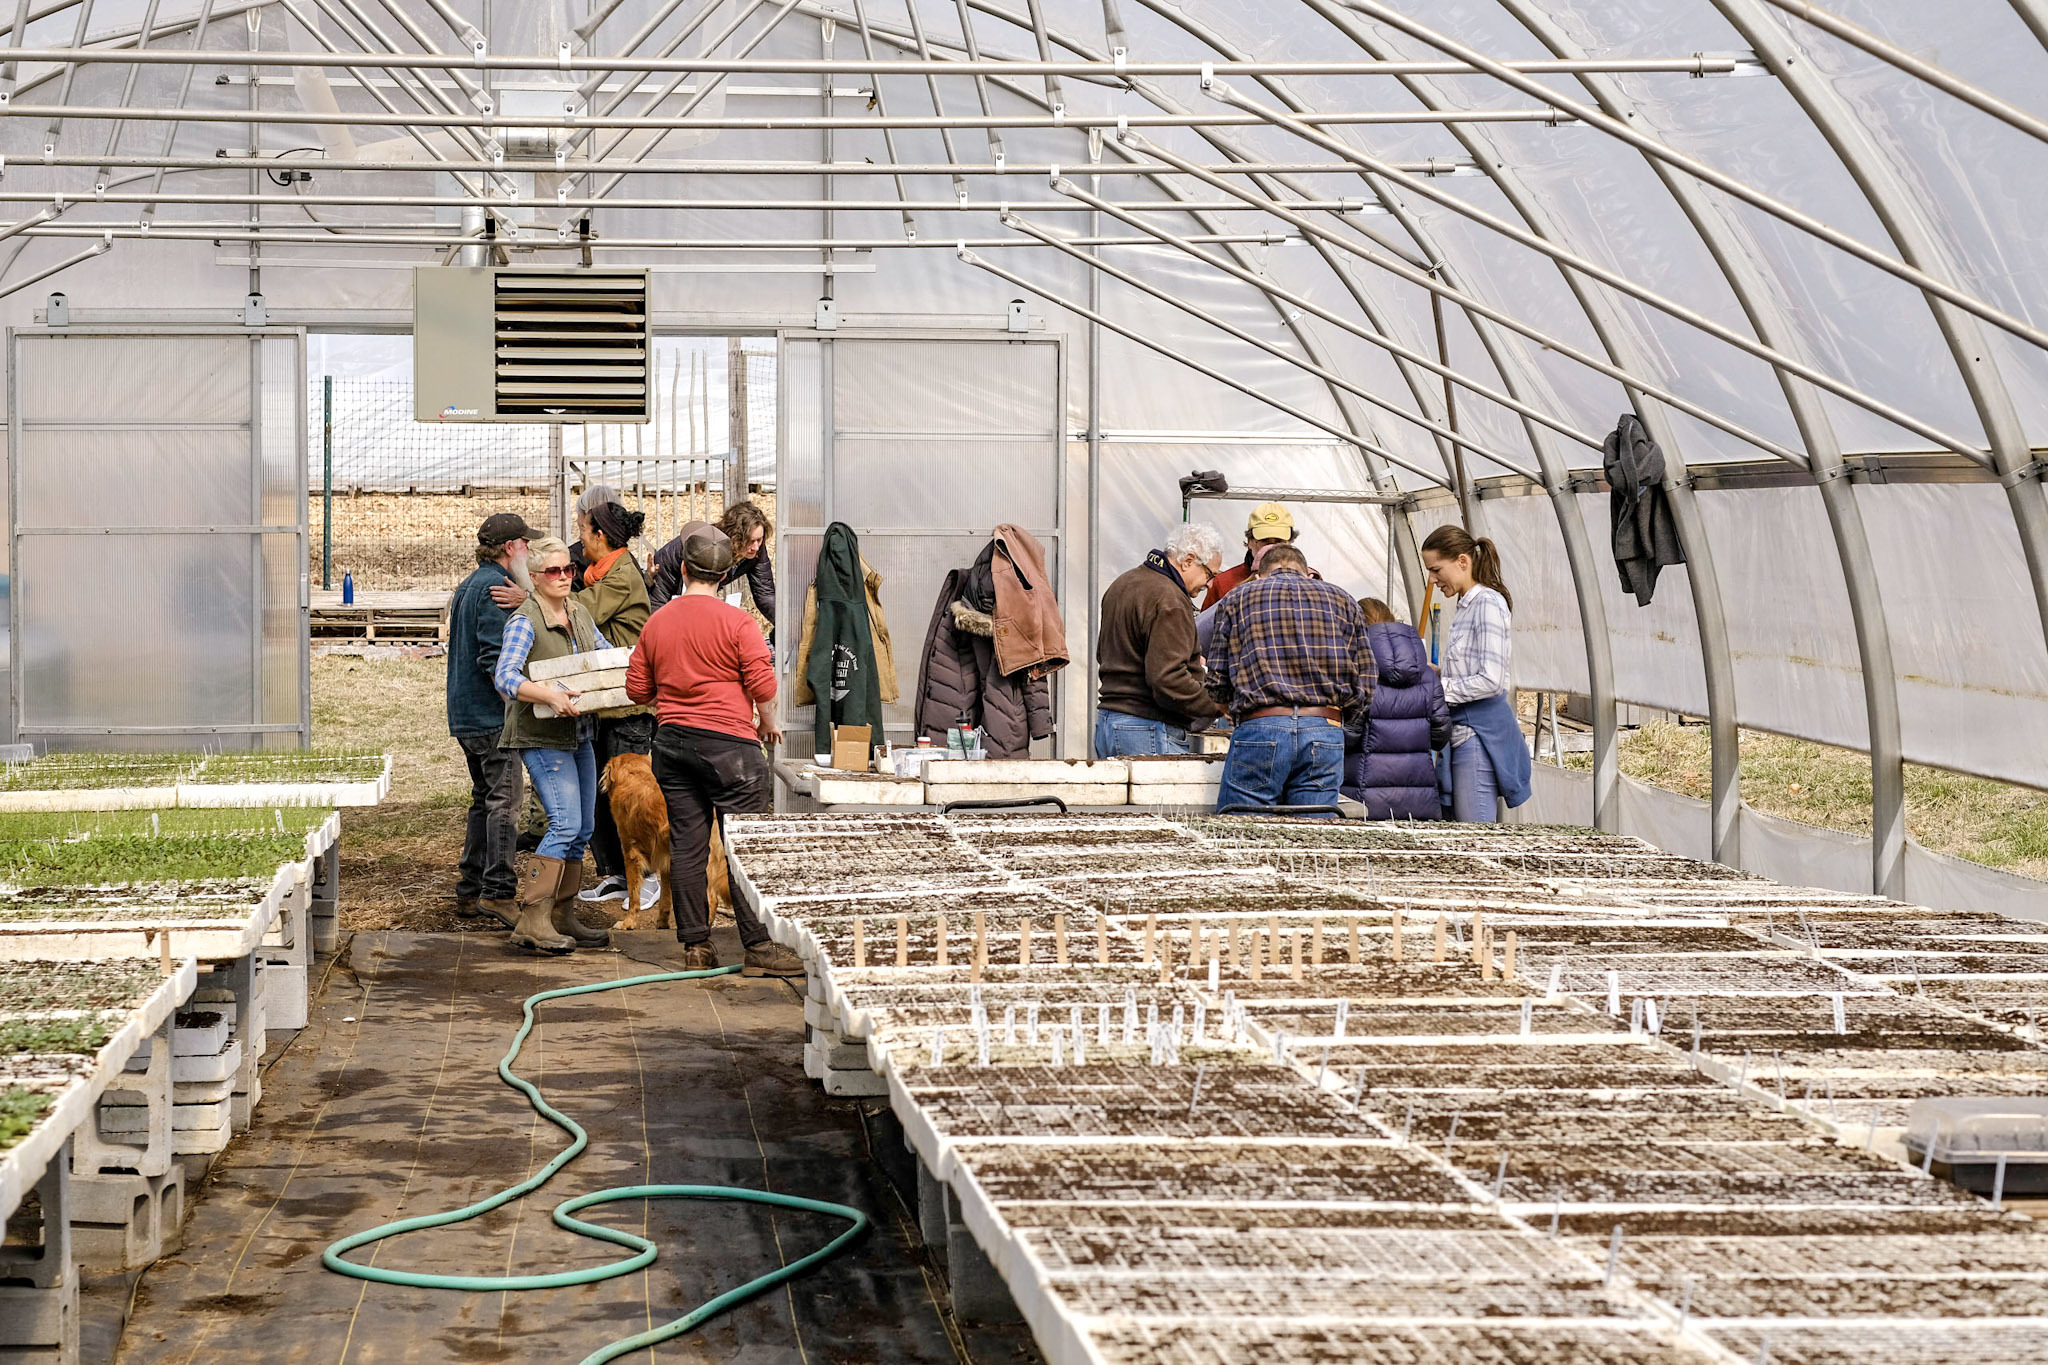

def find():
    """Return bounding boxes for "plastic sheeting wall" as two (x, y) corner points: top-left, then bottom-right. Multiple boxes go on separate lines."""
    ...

(8, 330), (308, 750)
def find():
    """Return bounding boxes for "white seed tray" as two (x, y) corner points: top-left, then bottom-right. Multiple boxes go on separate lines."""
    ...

(776, 761), (928, 806)
(924, 758), (1131, 809)
(0, 957), (197, 1225)
(0, 858), (307, 962)
(0, 756), (391, 811)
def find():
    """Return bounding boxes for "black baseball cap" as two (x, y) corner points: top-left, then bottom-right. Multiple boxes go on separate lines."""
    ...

(478, 512), (538, 547)
(683, 528), (735, 577)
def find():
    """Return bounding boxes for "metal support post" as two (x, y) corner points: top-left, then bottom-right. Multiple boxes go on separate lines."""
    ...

(320, 374), (333, 590)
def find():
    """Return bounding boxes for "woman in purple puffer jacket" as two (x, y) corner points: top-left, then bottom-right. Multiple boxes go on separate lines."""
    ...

(1342, 598), (1451, 820)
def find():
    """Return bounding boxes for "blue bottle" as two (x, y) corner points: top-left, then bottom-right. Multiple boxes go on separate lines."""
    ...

(342, 570), (355, 605)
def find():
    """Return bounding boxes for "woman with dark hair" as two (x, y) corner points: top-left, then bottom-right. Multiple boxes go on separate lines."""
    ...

(1421, 525), (1531, 822)
(1342, 597), (1449, 820)
(573, 496), (656, 912)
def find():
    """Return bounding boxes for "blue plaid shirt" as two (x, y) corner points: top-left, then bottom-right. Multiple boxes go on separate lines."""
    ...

(1205, 568), (1376, 723)
(497, 611), (612, 740)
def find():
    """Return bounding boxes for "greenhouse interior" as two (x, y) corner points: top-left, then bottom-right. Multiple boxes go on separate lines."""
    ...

(1, 0), (2046, 1362)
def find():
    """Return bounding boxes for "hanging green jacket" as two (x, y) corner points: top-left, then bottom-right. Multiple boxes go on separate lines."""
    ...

(804, 521), (885, 756)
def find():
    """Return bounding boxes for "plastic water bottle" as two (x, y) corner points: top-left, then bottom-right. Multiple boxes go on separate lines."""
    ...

(341, 570), (355, 605)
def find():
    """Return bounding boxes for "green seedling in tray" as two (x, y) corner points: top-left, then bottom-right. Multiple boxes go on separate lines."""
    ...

(0, 748), (383, 792)
(0, 895), (259, 924)
(185, 750), (385, 785)
(0, 1014), (116, 1056)
(0, 1085), (53, 1150)
(0, 833), (308, 885)
(0, 808), (333, 841)
(0, 960), (165, 1013)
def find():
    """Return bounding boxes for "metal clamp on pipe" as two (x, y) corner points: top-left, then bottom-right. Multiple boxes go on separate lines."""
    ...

(2001, 458), (2047, 489)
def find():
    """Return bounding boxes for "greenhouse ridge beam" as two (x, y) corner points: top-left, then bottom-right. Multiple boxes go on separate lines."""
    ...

(0, 47), (1746, 76)
(0, 153), (1437, 175)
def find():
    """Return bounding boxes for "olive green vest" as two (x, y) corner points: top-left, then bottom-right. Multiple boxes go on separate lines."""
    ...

(500, 595), (603, 751)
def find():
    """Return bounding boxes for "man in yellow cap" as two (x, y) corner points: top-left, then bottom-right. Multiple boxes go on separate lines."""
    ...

(1201, 501), (1299, 610)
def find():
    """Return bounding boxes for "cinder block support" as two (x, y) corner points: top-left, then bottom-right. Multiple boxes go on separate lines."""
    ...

(67, 1169), (166, 1273)
(217, 955), (266, 1130)
(72, 1017), (172, 1179)
(310, 843), (341, 955)
(945, 1218), (1023, 1324)
(915, 1157), (950, 1250)
(0, 1139), (80, 1365)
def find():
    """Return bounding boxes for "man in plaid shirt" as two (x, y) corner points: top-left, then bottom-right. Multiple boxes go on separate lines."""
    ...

(1205, 545), (1376, 813)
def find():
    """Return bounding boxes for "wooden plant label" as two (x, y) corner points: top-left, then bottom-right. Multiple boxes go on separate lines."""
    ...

(1248, 931), (1264, 982)
(1144, 914), (1157, 964)
(1054, 912), (1069, 965)
(1390, 907), (1404, 962)
(1311, 918), (1324, 967)
(1097, 916), (1110, 965)
(1503, 931), (1518, 981)
(1158, 932), (1174, 985)
(1470, 911), (1485, 966)
(896, 914), (910, 968)
(1290, 928), (1304, 981)
(853, 916), (866, 968)
(935, 913), (949, 968)
(1348, 916), (1361, 965)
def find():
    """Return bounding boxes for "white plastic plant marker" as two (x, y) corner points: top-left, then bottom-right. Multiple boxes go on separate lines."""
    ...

(1546, 961), (1562, 999)
(929, 1028), (944, 1067)
(1048, 1027), (1064, 1067)
(1604, 1224), (1624, 1286)
(1072, 1027), (1085, 1066)
(1191, 1001), (1206, 1043)
(1207, 955), (1219, 990)
(1026, 1001), (1039, 1045)
(976, 1025), (990, 1068)
(1002, 1006), (1016, 1046)
(1607, 970), (1621, 1016)
(1520, 999), (1533, 1037)
(1994, 1153), (2009, 1210)
(1645, 998), (1660, 1034)
(1097, 1003), (1110, 1048)
(1333, 998), (1348, 1039)
(1832, 993), (1847, 1035)
(1186, 1062), (1205, 1116)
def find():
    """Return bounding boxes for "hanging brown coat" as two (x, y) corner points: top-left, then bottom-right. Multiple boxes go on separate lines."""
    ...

(988, 523), (1069, 681)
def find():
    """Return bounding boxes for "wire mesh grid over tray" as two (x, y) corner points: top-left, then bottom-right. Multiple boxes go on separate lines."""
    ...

(743, 811), (2048, 1364)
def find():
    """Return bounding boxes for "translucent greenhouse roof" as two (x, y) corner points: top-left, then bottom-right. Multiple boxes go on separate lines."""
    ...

(0, 0), (2042, 903)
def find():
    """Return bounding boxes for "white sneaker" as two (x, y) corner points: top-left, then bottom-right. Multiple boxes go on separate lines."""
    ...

(639, 873), (662, 911)
(580, 875), (626, 903)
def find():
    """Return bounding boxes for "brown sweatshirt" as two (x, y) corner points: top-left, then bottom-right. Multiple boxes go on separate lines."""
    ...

(1095, 558), (1225, 728)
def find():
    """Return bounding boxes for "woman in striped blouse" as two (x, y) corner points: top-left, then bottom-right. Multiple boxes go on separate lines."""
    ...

(1421, 525), (1531, 822)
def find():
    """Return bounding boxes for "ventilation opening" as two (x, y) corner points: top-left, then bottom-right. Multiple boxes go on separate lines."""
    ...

(493, 271), (649, 418)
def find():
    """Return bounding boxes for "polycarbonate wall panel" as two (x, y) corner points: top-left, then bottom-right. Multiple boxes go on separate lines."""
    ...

(1574, 494), (1708, 716)
(1694, 486), (1868, 749)
(10, 331), (308, 749)
(833, 338), (1058, 436)
(830, 438), (1059, 531)
(1478, 492), (1588, 694)
(1857, 482), (2048, 789)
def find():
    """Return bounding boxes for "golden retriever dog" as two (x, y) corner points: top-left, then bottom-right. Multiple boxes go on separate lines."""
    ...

(601, 753), (731, 931)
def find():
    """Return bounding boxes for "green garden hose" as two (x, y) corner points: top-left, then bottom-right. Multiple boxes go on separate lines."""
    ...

(323, 965), (870, 1365)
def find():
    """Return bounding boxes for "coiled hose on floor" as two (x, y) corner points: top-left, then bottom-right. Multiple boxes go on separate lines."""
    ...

(323, 965), (870, 1365)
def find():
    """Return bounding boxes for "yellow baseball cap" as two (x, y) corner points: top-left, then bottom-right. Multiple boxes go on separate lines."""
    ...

(1246, 502), (1295, 542)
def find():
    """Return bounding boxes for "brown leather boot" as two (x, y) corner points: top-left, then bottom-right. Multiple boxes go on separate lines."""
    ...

(474, 897), (517, 930)
(550, 860), (612, 949)
(742, 940), (805, 979)
(678, 941), (720, 971)
(509, 857), (574, 955)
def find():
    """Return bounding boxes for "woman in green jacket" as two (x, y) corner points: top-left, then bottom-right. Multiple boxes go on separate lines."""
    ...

(574, 494), (657, 909)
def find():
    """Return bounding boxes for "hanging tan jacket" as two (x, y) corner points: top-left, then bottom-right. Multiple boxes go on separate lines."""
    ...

(989, 523), (1068, 681)
(793, 553), (899, 705)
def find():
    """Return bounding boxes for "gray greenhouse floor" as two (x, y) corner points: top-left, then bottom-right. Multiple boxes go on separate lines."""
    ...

(111, 928), (1033, 1365)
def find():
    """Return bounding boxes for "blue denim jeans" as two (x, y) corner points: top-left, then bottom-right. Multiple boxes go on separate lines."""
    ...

(1449, 737), (1499, 823)
(522, 737), (598, 862)
(1216, 715), (1345, 813)
(1093, 710), (1192, 758)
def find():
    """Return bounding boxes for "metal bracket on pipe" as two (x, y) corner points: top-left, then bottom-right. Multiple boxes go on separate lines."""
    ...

(1199, 62), (1214, 91)
(2001, 458), (2047, 489)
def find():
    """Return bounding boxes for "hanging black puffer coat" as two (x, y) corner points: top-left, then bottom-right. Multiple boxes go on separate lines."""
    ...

(914, 567), (1051, 758)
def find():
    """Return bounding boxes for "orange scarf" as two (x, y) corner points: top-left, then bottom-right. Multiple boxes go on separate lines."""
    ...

(586, 544), (631, 584)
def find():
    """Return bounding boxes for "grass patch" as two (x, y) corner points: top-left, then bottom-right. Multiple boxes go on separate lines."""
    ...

(1567, 723), (2048, 880)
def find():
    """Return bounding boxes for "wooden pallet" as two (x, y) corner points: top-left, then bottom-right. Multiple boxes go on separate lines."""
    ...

(309, 590), (451, 643)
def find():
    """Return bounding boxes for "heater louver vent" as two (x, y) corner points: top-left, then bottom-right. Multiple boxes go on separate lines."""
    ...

(492, 270), (649, 419)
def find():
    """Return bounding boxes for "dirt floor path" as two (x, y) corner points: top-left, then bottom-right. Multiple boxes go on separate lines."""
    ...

(114, 928), (1011, 1365)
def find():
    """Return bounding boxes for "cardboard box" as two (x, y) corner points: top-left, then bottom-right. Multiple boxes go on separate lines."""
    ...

(831, 725), (872, 773)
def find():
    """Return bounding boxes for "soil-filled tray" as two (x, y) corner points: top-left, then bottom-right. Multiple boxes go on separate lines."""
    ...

(1039, 875), (1384, 917)
(954, 1138), (1468, 1206)
(1017, 1217), (1588, 1273)
(0, 866), (295, 961)
(1251, 1001), (1606, 1040)
(1083, 1320), (1702, 1365)
(1553, 1206), (2035, 1240)
(1377, 1106), (1814, 1147)
(1653, 1273), (2048, 1320)
(1497, 1166), (1968, 1209)
(1700, 1320), (2043, 1365)
(1680, 994), (1956, 1034)
(0, 958), (174, 1013)
(1823, 950), (2048, 979)
(1610, 1227), (2048, 1280)
(898, 1062), (1372, 1140)
(1548, 958), (1864, 995)
(1183, 818), (1446, 851)
(1050, 1273), (1637, 1322)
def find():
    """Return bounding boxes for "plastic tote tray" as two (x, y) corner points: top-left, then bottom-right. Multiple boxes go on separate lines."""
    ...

(1901, 1097), (2048, 1194)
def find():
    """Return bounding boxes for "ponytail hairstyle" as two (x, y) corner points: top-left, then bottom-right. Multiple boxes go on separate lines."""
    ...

(1420, 523), (1513, 611)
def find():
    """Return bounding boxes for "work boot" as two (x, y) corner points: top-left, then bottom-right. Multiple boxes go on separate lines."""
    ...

(475, 897), (517, 930)
(678, 940), (720, 971)
(455, 895), (482, 918)
(550, 860), (612, 949)
(509, 857), (574, 956)
(742, 941), (805, 979)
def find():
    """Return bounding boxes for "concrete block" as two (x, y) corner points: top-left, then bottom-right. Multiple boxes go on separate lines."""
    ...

(169, 1040), (242, 1086)
(945, 1221), (1022, 1323)
(171, 1101), (231, 1131)
(262, 961), (309, 1032)
(819, 1066), (887, 1098)
(172, 1077), (232, 1105)
(915, 1159), (950, 1250)
(171, 1108), (232, 1156)
(0, 1268), (78, 1358)
(171, 1014), (229, 1056)
(76, 1020), (172, 1179)
(68, 1171), (159, 1273)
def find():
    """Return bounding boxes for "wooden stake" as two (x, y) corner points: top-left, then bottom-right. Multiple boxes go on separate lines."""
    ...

(1504, 931), (1518, 982)
(973, 911), (987, 978)
(1248, 930), (1264, 982)
(853, 916), (866, 968)
(1481, 935), (1497, 981)
(1347, 916), (1361, 965)
(1018, 917), (1034, 967)
(1470, 911), (1485, 966)
(1390, 907), (1404, 963)
(1159, 931), (1173, 985)
(1290, 929), (1304, 982)
(1097, 916), (1110, 965)
(1228, 920), (1241, 971)
(1054, 913), (1068, 965)
(1434, 915), (1447, 963)
(159, 930), (173, 978)
(1144, 914), (1157, 964)
(935, 913), (949, 968)
(1311, 919), (1324, 966)
(896, 914), (910, 968)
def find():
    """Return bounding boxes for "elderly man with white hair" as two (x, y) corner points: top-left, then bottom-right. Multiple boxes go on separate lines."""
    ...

(1093, 522), (1228, 756)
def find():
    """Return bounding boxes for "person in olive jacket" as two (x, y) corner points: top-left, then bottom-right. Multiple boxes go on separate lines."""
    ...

(574, 496), (656, 906)
(1094, 523), (1227, 756)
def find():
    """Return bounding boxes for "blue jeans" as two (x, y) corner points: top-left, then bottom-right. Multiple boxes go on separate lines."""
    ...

(1093, 710), (1191, 758)
(522, 738), (598, 862)
(1450, 737), (1499, 823)
(1216, 715), (1344, 813)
